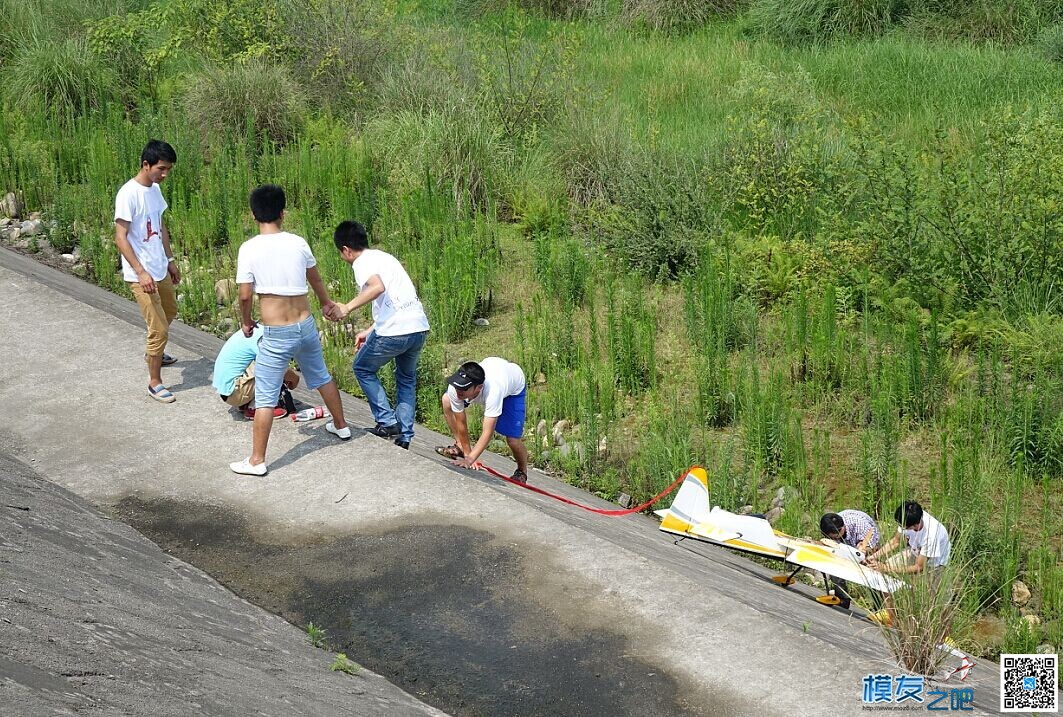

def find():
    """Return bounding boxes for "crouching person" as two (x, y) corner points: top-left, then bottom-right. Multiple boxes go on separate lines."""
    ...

(213, 327), (300, 419)
(438, 358), (529, 484)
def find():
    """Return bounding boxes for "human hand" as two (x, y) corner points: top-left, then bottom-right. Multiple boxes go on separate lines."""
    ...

(167, 260), (181, 285)
(137, 270), (157, 294)
(454, 457), (484, 470)
(354, 329), (370, 351)
(242, 320), (258, 338)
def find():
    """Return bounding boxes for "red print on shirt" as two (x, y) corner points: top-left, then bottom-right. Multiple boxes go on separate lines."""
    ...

(145, 217), (159, 243)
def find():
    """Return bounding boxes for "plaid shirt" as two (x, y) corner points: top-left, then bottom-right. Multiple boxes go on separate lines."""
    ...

(839, 509), (880, 550)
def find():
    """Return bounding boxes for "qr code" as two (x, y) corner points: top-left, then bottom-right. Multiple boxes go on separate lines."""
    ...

(1001, 653), (1058, 713)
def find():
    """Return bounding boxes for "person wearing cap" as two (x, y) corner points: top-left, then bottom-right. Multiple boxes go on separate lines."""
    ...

(438, 358), (529, 484)
(324, 220), (430, 450)
(818, 509), (881, 610)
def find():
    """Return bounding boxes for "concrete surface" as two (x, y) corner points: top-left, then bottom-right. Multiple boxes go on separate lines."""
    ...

(0, 450), (446, 717)
(0, 246), (1005, 715)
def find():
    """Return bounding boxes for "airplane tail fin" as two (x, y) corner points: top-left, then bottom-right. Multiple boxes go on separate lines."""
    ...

(658, 467), (710, 533)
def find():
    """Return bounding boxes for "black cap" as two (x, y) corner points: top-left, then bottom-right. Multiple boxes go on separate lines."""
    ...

(447, 361), (485, 390)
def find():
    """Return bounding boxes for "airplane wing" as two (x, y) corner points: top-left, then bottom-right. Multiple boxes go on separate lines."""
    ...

(783, 540), (906, 594)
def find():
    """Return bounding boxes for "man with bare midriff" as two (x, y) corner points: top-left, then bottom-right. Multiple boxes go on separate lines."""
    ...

(230, 184), (350, 475)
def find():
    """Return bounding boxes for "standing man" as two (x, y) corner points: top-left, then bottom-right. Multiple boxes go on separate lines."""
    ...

(115, 139), (180, 403)
(230, 184), (350, 476)
(866, 500), (952, 626)
(819, 509), (881, 609)
(438, 358), (529, 484)
(325, 221), (429, 450)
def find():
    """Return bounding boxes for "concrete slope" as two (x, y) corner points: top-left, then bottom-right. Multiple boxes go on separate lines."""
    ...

(0, 246), (1003, 716)
(0, 450), (446, 717)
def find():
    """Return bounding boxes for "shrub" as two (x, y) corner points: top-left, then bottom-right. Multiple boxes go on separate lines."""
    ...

(750, 0), (907, 44)
(364, 107), (510, 212)
(182, 60), (307, 145)
(279, 0), (398, 115)
(1038, 23), (1063, 61)
(4, 38), (119, 117)
(906, 0), (1063, 43)
(622, 0), (744, 34)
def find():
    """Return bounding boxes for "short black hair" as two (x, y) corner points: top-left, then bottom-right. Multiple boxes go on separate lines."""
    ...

(820, 513), (845, 537)
(894, 501), (923, 528)
(334, 220), (369, 252)
(250, 184), (285, 224)
(141, 139), (177, 167)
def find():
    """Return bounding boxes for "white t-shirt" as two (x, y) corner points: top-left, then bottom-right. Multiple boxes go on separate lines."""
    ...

(901, 511), (951, 568)
(114, 179), (169, 282)
(235, 231), (316, 296)
(352, 249), (429, 336)
(448, 357), (525, 418)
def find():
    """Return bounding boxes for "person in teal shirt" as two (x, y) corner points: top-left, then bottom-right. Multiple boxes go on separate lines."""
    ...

(212, 327), (299, 418)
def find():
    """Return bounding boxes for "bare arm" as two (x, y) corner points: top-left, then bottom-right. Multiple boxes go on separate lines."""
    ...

(343, 275), (385, 314)
(463, 415), (498, 464)
(115, 219), (155, 293)
(160, 219), (180, 284)
(238, 282), (256, 336)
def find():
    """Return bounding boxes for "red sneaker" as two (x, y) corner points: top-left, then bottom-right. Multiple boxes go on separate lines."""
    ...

(242, 406), (289, 419)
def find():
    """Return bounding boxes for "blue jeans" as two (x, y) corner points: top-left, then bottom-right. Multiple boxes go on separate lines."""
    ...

(353, 330), (427, 442)
(255, 316), (332, 409)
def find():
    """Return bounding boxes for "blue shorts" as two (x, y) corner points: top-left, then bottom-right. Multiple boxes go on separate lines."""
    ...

(254, 316), (331, 408)
(493, 389), (526, 439)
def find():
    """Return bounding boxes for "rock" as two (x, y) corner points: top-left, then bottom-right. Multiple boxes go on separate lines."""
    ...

(775, 486), (799, 505)
(552, 419), (570, 446)
(617, 493), (631, 509)
(72, 263), (88, 278)
(28, 211), (41, 221)
(1012, 580), (1031, 607)
(971, 615), (1006, 652)
(764, 507), (784, 524)
(472, 317), (489, 326)
(0, 217), (10, 227)
(535, 419), (547, 437)
(558, 442), (584, 461)
(218, 318), (236, 334)
(1, 192), (23, 219)
(19, 219), (43, 236)
(61, 253), (76, 263)
(1036, 644), (1056, 655)
(535, 372), (546, 385)
(597, 436), (608, 455)
(1, 225), (19, 242)
(215, 279), (237, 305)
(541, 436), (550, 449)
(771, 496), (784, 509)
(1021, 614), (1042, 629)
(739, 505), (754, 515)
(71, 246), (81, 262)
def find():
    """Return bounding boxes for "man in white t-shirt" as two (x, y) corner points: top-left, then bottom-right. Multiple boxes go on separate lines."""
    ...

(438, 358), (529, 484)
(325, 221), (430, 449)
(229, 184), (350, 476)
(114, 139), (180, 403)
(866, 500), (952, 626)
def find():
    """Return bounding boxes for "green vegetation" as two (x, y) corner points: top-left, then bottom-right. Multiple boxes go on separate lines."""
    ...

(1, 0), (1060, 666)
(329, 653), (361, 675)
(305, 621), (328, 649)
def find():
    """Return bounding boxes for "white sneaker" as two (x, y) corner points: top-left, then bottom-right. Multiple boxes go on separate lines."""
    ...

(230, 458), (268, 476)
(325, 421), (351, 441)
(323, 422), (352, 439)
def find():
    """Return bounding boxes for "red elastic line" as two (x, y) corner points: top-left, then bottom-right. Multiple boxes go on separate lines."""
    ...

(480, 465), (688, 516)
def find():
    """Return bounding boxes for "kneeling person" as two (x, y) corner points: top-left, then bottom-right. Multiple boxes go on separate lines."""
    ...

(213, 327), (300, 419)
(440, 358), (529, 484)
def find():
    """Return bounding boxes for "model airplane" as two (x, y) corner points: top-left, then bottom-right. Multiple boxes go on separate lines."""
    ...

(655, 467), (907, 604)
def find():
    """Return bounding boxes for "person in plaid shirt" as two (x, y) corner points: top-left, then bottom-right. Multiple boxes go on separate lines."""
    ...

(819, 509), (881, 609)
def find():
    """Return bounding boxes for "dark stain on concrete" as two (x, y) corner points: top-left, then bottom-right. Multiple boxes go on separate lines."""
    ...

(112, 496), (726, 717)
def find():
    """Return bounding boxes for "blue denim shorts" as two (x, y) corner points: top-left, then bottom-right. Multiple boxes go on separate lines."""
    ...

(494, 389), (526, 439)
(254, 316), (332, 408)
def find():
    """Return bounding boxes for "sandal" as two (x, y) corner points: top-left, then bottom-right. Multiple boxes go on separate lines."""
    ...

(435, 444), (465, 459)
(510, 469), (528, 485)
(148, 384), (176, 403)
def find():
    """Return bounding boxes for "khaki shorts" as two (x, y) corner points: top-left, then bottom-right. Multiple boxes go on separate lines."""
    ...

(887, 551), (945, 593)
(223, 363), (256, 408)
(129, 276), (178, 357)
